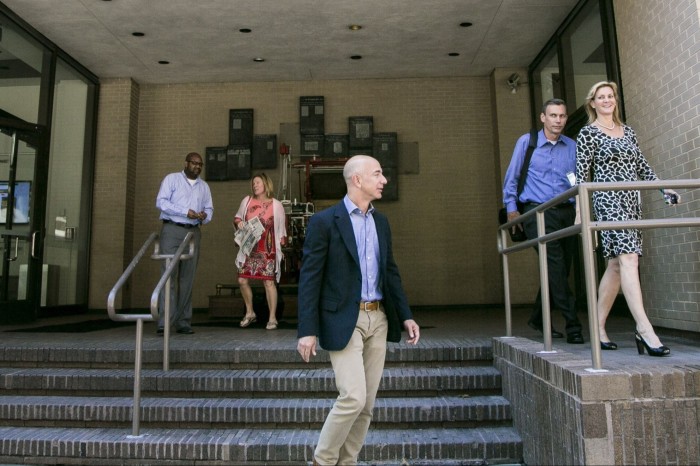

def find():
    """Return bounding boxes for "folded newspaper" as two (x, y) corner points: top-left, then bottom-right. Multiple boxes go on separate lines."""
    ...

(234, 216), (264, 257)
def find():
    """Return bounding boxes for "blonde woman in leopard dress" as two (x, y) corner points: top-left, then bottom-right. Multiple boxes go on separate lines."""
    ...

(575, 81), (680, 357)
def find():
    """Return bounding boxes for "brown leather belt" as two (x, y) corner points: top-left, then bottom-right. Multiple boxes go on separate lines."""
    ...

(359, 301), (381, 311)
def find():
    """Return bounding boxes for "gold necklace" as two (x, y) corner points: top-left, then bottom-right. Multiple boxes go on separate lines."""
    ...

(596, 119), (615, 130)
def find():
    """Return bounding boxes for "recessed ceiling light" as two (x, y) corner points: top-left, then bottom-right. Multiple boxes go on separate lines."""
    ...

(132, 32), (145, 37)
(348, 24), (362, 31)
(448, 52), (460, 57)
(460, 22), (473, 28)
(158, 60), (170, 65)
(239, 28), (252, 33)
(253, 57), (265, 62)
(350, 55), (362, 60)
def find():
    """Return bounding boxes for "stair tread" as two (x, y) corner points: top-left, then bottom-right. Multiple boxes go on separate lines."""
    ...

(0, 367), (502, 395)
(0, 366), (501, 377)
(0, 425), (522, 462)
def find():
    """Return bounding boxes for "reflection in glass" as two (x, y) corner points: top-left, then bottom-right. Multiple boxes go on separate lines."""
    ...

(0, 128), (35, 304)
(0, 17), (47, 123)
(42, 59), (91, 306)
(565, 1), (606, 109)
(532, 47), (561, 116)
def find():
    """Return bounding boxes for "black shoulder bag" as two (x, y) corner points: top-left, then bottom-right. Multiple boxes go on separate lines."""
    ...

(499, 128), (538, 242)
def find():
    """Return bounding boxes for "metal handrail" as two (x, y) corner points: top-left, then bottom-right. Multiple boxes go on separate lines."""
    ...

(499, 179), (700, 370)
(106, 231), (195, 437)
(149, 233), (195, 371)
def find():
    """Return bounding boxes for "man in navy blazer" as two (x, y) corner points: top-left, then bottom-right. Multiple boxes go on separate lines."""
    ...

(297, 155), (420, 466)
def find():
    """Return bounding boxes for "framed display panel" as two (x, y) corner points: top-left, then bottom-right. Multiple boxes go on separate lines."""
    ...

(323, 134), (349, 158)
(227, 145), (252, 180)
(349, 148), (373, 157)
(229, 108), (254, 145)
(300, 134), (324, 157)
(377, 166), (398, 201)
(253, 134), (278, 169)
(0, 180), (31, 224)
(304, 159), (347, 202)
(205, 146), (228, 181)
(299, 96), (325, 135)
(348, 116), (373, 148)
(372, 132), (398, 168)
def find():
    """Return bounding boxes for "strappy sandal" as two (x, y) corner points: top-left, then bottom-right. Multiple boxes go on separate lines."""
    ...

(266, 321), (278, 330)
(240, 314), (257, 328)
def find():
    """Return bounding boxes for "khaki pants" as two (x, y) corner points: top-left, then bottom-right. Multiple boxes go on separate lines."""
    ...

(314, 307), (388, 465)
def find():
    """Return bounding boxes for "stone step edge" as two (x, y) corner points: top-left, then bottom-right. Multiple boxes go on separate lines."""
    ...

(0, 342), (494, 365)
(0, 394), (512, 424)
(0, 426), (523, 463)
(0, 366), (502, 394)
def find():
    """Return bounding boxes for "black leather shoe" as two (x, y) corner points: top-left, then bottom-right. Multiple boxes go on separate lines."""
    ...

(527, 320), (564, 338)
(567, 332), (584, 344)
(176, 327), (195, 335)
(156, 327), (164, 335)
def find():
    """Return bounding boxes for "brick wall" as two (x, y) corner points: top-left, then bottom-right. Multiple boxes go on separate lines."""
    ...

(89, 78), (139, 309)
(494, 337), (700, 465)
(91, 76), (533, 310)
(614, 0), (700, 332)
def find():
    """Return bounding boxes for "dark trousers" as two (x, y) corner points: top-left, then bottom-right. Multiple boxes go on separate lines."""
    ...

(158, 222), (201, 330)
(522, 203), (582, 335)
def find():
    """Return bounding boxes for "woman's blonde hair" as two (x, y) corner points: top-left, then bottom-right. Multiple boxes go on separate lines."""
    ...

(251, 172), (275, 198)
(584, 81), (623, 126)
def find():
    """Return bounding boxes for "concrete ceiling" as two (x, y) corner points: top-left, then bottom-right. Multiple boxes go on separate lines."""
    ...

(1, 0), (579, 85)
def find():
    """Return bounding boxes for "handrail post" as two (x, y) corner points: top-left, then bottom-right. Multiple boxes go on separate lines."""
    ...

(499, 230), (513, 336)
(163, 265), (171, 371)
(130, 318), (145, 436)
(536, 209), (553, 352)
(150, 232), (195, 372)
(578, 185), (603, 370)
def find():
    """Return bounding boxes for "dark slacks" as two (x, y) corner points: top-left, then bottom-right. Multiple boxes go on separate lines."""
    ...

(157, 222), (201, 330)
(522, 203), (582, 335)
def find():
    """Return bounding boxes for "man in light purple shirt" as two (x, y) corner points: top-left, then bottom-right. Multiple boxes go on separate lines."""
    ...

(155, 152), (213, 335)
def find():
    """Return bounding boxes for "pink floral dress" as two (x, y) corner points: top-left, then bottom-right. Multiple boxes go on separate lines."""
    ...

(238, 199), (276, 280)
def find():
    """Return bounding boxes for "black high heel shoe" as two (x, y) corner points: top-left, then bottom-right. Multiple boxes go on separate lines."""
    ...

(634, 331), (670, 357)
(600, 341), (618, 350)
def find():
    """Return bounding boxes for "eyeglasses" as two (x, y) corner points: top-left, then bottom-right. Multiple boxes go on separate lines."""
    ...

(187, 161), (203, 167)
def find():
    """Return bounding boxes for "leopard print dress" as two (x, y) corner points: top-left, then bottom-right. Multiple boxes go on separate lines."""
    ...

(575, 124), (658, 258)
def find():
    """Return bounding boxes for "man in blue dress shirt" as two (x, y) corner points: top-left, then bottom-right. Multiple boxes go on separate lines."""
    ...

(297, 155), (420, 465)
(155, 152), (213, 335)
(502, 98), (583, 344)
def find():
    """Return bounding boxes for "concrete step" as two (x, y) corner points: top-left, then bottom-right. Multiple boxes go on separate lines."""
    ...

(0, 425), (523, 465)
(0, 366), (502, 397)
(0, 394), (512, 429)
(0, 338), (494, 369)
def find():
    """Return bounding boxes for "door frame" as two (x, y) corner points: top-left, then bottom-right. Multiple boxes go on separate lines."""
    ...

(0, 113), (49, 323)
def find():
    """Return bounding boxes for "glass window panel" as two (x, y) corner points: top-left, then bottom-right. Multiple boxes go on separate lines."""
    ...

(0, 17), (46, 123)
(42, 58), (91, 306)
(532, 47), (562, 115)
(563, 1), (607, 109)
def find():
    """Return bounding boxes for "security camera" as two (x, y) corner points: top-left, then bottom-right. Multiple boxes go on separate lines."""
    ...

(507, 73), (521, 93)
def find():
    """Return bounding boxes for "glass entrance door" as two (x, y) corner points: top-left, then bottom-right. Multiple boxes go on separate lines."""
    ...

(0, 116), (45, 323)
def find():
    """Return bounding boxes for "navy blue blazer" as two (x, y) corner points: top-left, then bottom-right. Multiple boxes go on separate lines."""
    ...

(297, 201), (413, 351)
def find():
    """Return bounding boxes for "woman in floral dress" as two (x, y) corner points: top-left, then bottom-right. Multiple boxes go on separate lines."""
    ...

(234, 173), (287, 329)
